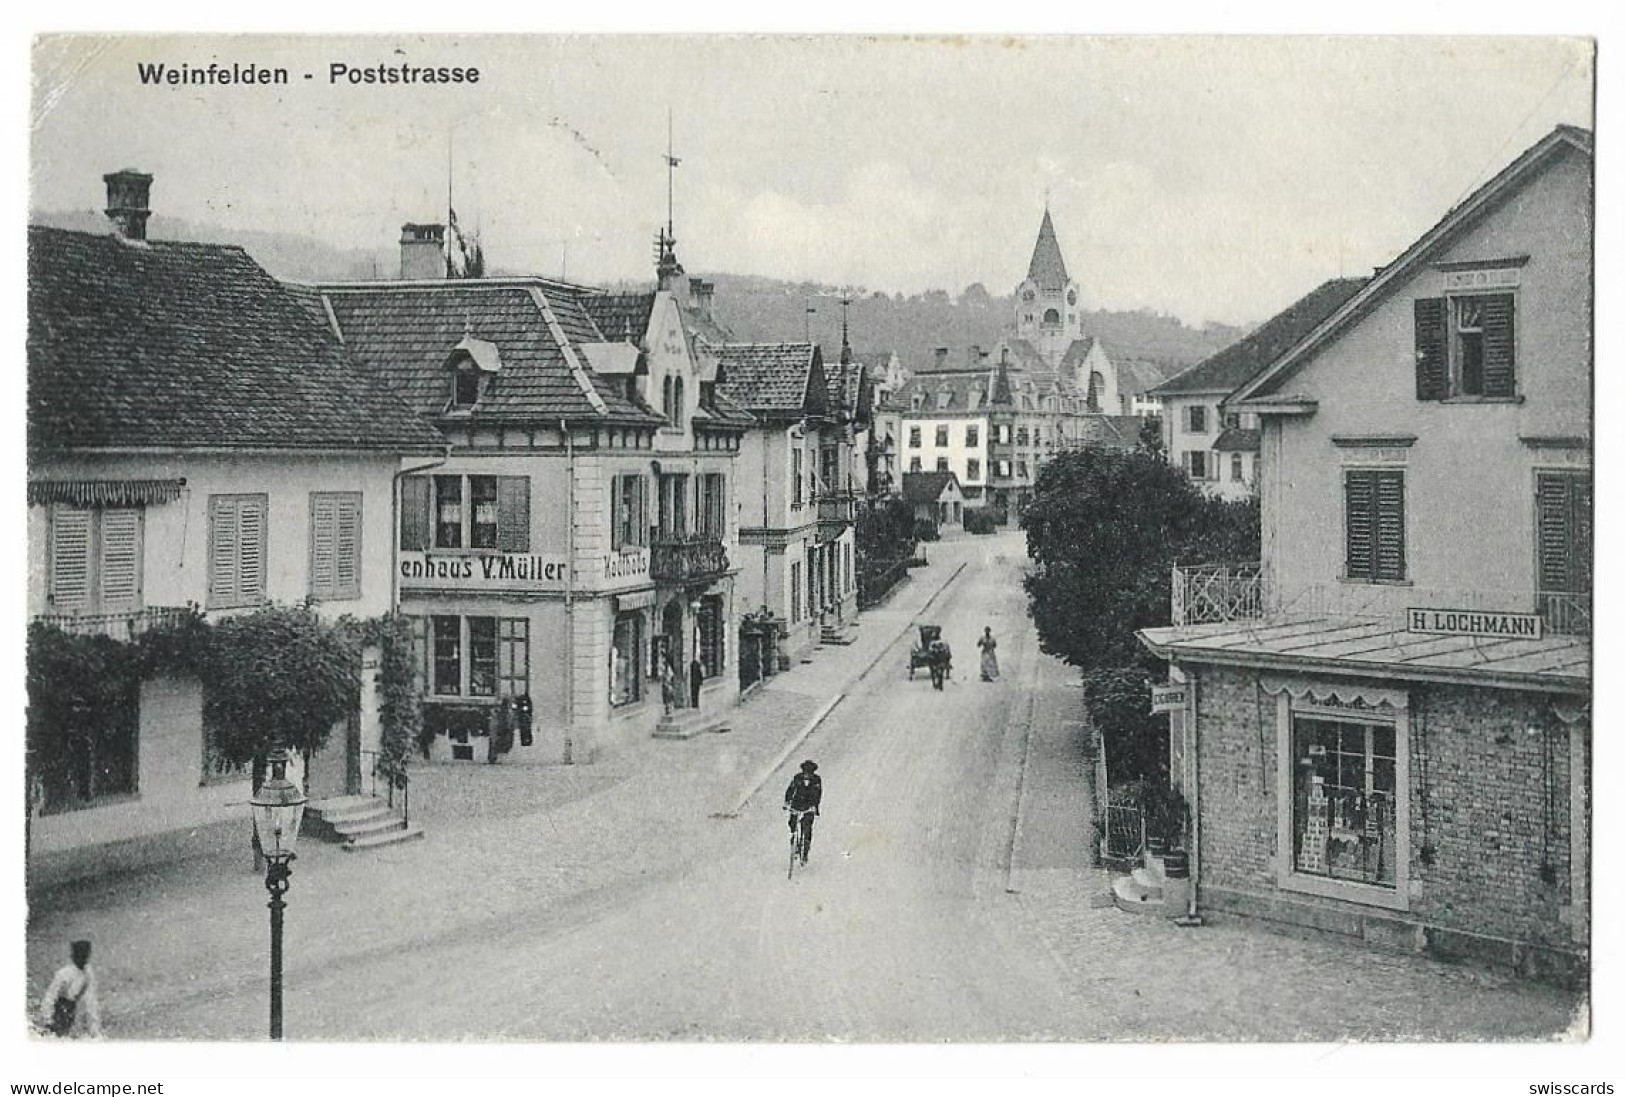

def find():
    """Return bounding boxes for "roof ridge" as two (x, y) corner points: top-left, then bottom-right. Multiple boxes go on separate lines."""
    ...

(527, 286), (609, 417)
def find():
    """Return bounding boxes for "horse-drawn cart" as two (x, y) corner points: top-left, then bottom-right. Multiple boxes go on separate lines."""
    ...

(908, 624), (952, 686)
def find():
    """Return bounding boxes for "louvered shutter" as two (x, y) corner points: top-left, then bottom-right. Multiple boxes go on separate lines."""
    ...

(1344, 470), (1374, 580)
(400, 476), (431, 552)
(238, 497), (267, 605)
(496, 476), (530, 552)
(310, 493), (337, 599)
(49, 507), (93, 613)
(335, 495), (361, 598)
(1481, 293), (1516, 398)
(1414, 298), (1447, 400)
(98, 509), (143, 612)
(1537, 473), (1590, 596)
(209, 497), (240, 607)
(1374, 471), (1406, 581)
(1571, 476), (1592, 595)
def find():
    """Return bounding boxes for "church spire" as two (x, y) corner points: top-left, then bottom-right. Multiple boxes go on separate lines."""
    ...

(1026, 208), (1069, 291)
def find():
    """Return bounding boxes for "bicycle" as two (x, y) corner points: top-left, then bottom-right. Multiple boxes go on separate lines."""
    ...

(785, 805), (816, 879)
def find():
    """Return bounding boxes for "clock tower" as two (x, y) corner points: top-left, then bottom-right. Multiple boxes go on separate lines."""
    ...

(1014, 207), (1085, 368)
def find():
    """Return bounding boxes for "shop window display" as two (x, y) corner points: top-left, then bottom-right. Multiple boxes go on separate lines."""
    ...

(1292, 715), (1397, 888)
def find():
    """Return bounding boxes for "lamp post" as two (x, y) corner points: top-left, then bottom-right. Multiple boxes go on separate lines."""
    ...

(249, 748), (306, 1040)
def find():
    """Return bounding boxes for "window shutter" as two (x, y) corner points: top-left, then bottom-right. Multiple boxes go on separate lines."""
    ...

(400, 476), (431, 552)
(49, 507), (93, 612)
(310, 494), (337, 598)
(497, 476), (530, 552)
(239, 497), (267, 604)
(1413, 298), (1447, 400)
(1374, 471), (1406, 581)
(98, 509), (143, 612)
(209, 498), (240, 606)
(334, 495), (361, 598)
(1536, 473), (1570, 592)
(1481, 293), (1516, 398)
(1344, 470), (1374, 580)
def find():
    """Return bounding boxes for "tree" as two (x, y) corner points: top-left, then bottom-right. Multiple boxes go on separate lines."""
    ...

(202, 605), (360, 867)
(1021, 447), (1260, 784)
(1136, 415), (1165, 458)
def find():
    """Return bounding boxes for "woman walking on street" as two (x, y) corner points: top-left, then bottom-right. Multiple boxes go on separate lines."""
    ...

(977, 626), (1000, 682)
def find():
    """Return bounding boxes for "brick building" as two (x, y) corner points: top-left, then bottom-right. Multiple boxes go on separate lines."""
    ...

(1138, 127), (1592, 980)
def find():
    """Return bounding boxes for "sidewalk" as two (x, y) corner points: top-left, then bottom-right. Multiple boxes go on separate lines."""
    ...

(24, 550), (969, 1036)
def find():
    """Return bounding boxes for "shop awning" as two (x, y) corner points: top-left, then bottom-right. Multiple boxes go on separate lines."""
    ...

(28, 478), (186, 507)
(615, 589), (656, 612)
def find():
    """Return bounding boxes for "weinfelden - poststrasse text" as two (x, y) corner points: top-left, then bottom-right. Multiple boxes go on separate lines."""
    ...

(136, 62), (481, 86)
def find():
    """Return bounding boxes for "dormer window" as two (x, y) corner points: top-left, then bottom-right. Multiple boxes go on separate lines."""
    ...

(445, 334), (501, 413)
(453, 365), (482, 410)
(936, 390), (952, 410)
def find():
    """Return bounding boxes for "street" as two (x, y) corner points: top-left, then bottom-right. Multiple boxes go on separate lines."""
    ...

(27, 533), (1581, 1041)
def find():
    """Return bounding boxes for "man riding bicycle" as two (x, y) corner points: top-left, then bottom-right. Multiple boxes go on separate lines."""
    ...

(783, 760), (823, 865)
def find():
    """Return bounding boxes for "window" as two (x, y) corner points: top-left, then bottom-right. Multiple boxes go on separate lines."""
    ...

(997, 460), (1012, 478)
(1017, 461), (1028, 479)
(452, 366), (481, 410)
(422, 614), (529, 699)
(966, 459), (981, 480)
(936, 456), (949, 472)
(821, 447), (838, 496)
(498, 618), (530, 697)
(909, 456), (922, 473)
(1183, 451), (1210, 481)
(1186, 406), (1208, 433)
(935, 391), (952, 410)
(309, 492), (362, 602)
(610, 612), (643, 706)
(698, 595), (725, 678)
(432, 615), (462, 695)
(657, 473), (689, 538)
(46, 506), (143, 616)
(1414, 293), (1515, 399)
(207, 494), (267, 609)
(1344, 469), (1406, 582)
(611, 474), (648, 550)
(1017, 427), (1029, 446)
(1033, 428), (1042, 446)
(965, 425), (979, 447)
(1231, 454), (1244, 482)
(698, 474), (727, 537)
(935, 425), (949, 447)
(1224, 413), (1241, 430)
(908, 426), (921, 448)
(1292, 715), (1398, 889)
(406, 474), (529, 553)
(911, 394), (924, 411)
(1536, 471), (1592, 631)
(790, 562), (802, 623)
(1042, 308), (1060, 325)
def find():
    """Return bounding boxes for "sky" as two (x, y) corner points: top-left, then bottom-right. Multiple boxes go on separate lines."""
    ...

(29, 35), (1594, 327)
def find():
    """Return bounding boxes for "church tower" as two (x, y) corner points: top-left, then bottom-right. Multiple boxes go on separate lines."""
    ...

(1013, 208), (1086, 368)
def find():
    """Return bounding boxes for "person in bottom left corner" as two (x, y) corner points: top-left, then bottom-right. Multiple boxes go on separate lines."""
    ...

(38, 938), (102, 1038)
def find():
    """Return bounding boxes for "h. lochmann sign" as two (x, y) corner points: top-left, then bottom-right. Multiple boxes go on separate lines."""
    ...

(1407, 607), (1544, 640)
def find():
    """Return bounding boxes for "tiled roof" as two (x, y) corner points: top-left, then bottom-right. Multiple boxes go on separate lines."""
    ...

(696, 387), (757, 429)
(1059, 336), (1098, 371)
(1153, 278), (1368, 397)
(894, 368), (995, 413)
(583, 291), (655, 343)
(901, 470), (961, 504)
(1212, 426), (1261, 453)
(27, 225), (444, 454)
(314, 280), (660, 424)
(1118, 358), (1184, 397)
(1026, 208), (1070, 291)
(1076, 415), (1145, 449)
(1139, 614), (1588, 693)
(715, 342), (823, 418)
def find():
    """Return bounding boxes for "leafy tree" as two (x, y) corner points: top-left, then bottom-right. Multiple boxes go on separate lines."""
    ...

(1136, 415), (1165, 457)
(202, 605), (360, 867)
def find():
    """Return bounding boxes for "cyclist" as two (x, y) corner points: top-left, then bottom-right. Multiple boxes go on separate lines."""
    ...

(783, 760), (823, 864)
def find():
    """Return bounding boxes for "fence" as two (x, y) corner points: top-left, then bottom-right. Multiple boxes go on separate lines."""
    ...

(1104, 801), (1145, 862)
(857, 558), (912, 609)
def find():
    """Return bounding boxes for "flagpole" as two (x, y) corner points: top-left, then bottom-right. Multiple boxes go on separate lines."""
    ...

(446, 131), (454, 277)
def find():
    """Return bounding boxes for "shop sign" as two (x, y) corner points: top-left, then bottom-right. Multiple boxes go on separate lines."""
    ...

(1407, 607), (1543, 640)
(1150, 683), (1186, 714)
(399, 551), (569, 591)
(603, 548), (651, 584)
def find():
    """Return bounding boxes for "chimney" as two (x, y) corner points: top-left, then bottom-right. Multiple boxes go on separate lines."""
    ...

(400, 222), (446, 280)
(103, 169), (153, 241)
(698, 280), (715, 321)
(934, 347), (948, 369)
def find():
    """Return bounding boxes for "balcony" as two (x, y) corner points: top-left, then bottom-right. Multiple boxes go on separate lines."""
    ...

(816, 492), (857, 542)
(1171, 563), (1590, 639)
(651, 534), (729, 584)
(33, 605), (194, 640)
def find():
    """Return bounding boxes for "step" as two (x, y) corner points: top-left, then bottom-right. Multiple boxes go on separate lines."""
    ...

(1131, 866), (1166, 897)
(330, 814), (410, 840)
(1111, 873), (1166, 916)
(308, 799), (395, 825)
(651, 710), (728, 740)
(341, 825), (426, 852)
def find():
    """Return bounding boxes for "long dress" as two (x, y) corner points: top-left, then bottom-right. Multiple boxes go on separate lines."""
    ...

(978, 635), (1000, 681)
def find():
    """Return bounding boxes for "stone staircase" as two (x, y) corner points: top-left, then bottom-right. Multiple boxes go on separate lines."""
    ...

(1111, 849), (1191, 918)
(303, 795), (424, 853)
(651, 707), (729, 740)
(820, 621), (858, 645)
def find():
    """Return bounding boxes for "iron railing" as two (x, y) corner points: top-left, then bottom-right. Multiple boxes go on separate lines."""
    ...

(1537, 591), (1591, 637)
(1104, 801), (1145, 862)
(650, 534), (728, 583)
(1171, 563), (1266, 626)
(33, 605), (193, 640)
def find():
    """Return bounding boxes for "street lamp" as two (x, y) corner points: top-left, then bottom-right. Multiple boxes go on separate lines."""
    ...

(249, 748), (306, 1040)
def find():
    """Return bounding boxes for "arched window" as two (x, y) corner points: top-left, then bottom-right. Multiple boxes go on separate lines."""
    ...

(1042, 308), (1060, 326)
(673, 377), (685, 423)
(662, 376), (675, 420)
